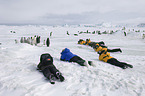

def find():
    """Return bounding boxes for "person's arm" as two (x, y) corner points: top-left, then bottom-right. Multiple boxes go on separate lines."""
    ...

(60, 58), (65, 61)
(37, 62), (42, 70)
(60, 55), (65, 61)
(60, 56), (65, 61)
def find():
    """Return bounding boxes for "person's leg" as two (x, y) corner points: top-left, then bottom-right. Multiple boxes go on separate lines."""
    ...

(119, 62), (133, 68)
(70, 56), (86, 66)
(42, 68), (54, 79)
(69, 56), (83, 62)
(98, 41), (105, 45)
(42, 67), (55, 84)
(49, 65), (65, 82)
(107, 58), (126, 69)
(107, 48), (122, 52)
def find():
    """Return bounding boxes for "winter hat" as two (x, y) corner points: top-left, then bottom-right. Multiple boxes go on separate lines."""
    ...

(78, 39), (84, 44)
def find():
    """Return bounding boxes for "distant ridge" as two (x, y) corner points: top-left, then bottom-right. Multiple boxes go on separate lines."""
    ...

(137, 23), (145, 27)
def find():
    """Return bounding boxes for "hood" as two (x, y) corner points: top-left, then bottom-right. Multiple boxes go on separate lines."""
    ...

(61, 48), (70, 54)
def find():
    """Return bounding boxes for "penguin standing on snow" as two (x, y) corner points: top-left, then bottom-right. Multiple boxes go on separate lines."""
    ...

(15, 39), (19, 44)
(46, 38), (50, 47)
(43, 40), (46, 45)
(38, 36), (40, 43)
(30, 37), (34, 45)
(33, 35), (37, 45)
(36, 35), (41, 44)
(27, 37), (31, 44)
(20, 37), (24, 43)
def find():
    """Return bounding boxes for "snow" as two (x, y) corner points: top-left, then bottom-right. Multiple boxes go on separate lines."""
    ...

(0, 25), (145, 96)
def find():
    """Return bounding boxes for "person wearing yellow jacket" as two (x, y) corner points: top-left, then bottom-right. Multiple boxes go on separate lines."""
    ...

(93, 43), (103, 52)
(97, 48), (133, 69)
(80, 39), (122, 53)
(78, 39), (105, 48)
(90, 39), (122, 52)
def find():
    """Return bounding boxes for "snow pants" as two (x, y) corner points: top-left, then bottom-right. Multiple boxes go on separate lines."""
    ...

(107, 48), (122, 52)
(42, 65), (59, 79)
(70, 56), (86, 66)
(107, 58), (127, 68)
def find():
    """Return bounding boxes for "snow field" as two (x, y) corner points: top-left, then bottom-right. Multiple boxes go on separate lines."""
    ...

(0, 25), (145, 96)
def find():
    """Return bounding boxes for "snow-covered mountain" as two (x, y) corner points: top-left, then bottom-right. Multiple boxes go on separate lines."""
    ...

(0, 25), (145, 96)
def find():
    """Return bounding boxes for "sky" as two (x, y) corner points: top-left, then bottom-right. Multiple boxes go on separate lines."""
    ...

(0, 0), (145, 25)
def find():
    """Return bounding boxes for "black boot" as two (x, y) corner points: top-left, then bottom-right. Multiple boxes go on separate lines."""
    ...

(122, 65), (128, 69)
(88, 61), (93, 66)
(88, 61), (96, 67)
(48, 75), (55, 84)
(128, 65), (133, 68)
(119, 48), (122, 53)
(56, 72), (65, 82)
(125, 64), (133, 68)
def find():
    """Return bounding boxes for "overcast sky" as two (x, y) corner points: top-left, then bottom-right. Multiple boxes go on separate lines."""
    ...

(0, 0), (145, 25)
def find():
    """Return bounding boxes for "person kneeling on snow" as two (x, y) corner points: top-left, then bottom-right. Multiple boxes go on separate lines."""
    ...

(37, 53), (65, 84)
(97, 47), (133, 69)
(60, 48), (93, 67)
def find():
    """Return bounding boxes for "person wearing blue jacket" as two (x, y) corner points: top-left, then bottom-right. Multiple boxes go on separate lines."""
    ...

(60, 48), (92, 66)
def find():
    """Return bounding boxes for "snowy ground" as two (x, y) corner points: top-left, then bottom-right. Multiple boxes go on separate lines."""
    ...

(0, 25), (145, 96)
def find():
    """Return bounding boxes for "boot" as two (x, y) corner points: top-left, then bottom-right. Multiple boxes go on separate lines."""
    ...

(56, 72), (65, 82)
(122, 65), (128, 69)
(48, 75), (55, 84)
(125, 64), (133, 68)
(119, 48), (122, 53)
(83, 61), (89, 67)
(88, 61), (96, 67)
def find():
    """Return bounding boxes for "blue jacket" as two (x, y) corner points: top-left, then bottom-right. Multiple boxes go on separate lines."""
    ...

(60, 48), (77, 61)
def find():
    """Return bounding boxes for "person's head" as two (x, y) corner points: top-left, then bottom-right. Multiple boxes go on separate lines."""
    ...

(86, 39), (90, 42)
(61, 48), (72, 55)
(78, 39), (84, 44)
(40, 53), (53, 63)
(61, 48), (70, 53)
(62, 48), (65, 52)
(85, 39), (91, 45)
(93, 44), (99, 49)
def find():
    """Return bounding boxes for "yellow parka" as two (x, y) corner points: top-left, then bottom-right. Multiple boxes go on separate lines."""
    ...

(78, 40), (86, 45)
(85, 39), (91, 45)
(94, 44), (103, 52)
(99, 48), (113, 62)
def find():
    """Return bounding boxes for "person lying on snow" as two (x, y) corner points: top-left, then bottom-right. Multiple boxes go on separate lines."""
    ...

(93, 45), (133, 69)
(60, 48), (94, 67)
(78, 39), (122, 53)
(37, 53), (65, 84)
(77, 39), (86, 45)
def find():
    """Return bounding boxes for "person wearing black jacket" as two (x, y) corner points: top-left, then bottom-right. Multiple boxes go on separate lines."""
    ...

(37, 53), (65, 84)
